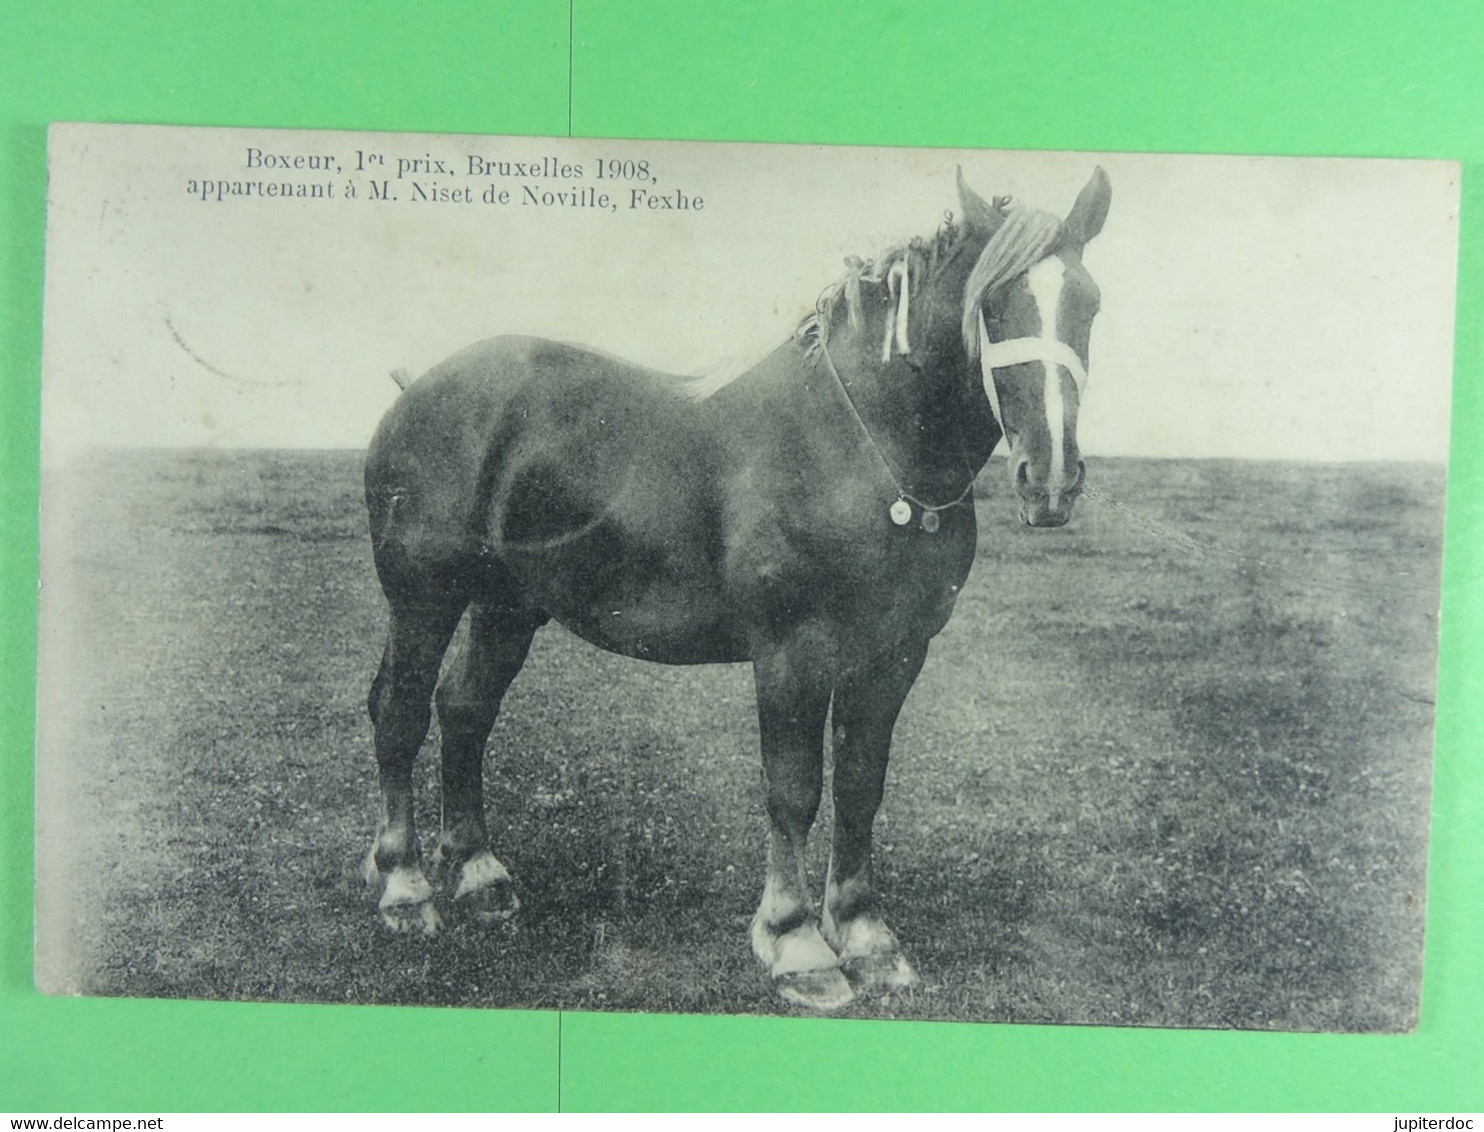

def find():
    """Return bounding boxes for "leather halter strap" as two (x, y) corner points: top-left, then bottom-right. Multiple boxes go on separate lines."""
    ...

(976, 311), (1088, 430)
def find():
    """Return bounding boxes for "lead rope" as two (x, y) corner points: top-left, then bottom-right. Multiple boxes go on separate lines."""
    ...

(816, 341), (976, 533)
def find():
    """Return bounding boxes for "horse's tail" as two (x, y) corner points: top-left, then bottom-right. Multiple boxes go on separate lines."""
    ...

(389, 367), (413, 391)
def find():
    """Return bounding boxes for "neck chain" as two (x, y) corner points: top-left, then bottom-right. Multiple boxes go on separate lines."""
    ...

(817, 341), (976, 533)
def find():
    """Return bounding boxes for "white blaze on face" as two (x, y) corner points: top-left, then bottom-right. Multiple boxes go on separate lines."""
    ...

(1026, 256), (1068, 501)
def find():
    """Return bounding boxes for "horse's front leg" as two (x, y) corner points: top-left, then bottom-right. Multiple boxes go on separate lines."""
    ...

(823, 639), (929, 993)
(749, 626), (852, 1010)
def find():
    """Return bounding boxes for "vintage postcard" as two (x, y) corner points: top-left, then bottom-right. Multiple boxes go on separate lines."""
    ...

(36, 124), (1457, 1030)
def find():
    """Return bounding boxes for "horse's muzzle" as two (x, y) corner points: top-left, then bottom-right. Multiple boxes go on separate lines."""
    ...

(1014, 458), (1083, 527)
(1019, 496), (1074, 527)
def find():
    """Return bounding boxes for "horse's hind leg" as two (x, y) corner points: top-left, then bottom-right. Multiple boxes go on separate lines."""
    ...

(365, 598), (466, 935)
(432, 600), (543, 923)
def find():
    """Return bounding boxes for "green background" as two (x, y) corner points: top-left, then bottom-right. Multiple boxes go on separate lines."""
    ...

(3, 0), (1480, 1112)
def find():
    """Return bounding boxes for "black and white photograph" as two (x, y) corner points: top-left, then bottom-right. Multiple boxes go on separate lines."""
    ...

(35, 124), (1457, 1030)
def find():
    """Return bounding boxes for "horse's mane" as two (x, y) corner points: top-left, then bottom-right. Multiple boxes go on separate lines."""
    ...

(679, 242), (927, 401)
(960, 206), (1064, 356)
(795, 226), (953, 361)
(797, 204), (1065, 362)
(682, 202), (1063, 402)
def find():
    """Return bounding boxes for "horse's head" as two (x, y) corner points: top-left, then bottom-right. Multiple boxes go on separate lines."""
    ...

(957, 168), (1111, 527)
(793, 169), (1109, 530)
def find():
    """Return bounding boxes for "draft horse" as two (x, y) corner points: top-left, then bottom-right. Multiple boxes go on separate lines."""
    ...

(363, 167), (1111, 1010)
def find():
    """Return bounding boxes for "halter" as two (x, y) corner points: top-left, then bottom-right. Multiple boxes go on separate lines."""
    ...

(817, 340), (976, 533)
(975, 310), (1088, 432)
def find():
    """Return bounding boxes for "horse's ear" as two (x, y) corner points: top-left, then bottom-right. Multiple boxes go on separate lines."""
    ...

(1063, 167), (1111, 248)
(958, 167), (1007, 238)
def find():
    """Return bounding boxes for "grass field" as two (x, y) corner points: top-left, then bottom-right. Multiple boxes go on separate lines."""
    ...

(34, 449), (1442, 1030)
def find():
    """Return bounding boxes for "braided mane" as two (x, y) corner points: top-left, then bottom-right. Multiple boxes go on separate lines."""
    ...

(680, 237), (939, 402)
(683, 202), (1061, 402)
(796, 204), (1065, 364)
(796, 219), (962, 359)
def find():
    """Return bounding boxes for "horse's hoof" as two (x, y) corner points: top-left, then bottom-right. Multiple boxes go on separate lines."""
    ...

(843, 950), (919, 993)
(376, 865), (443, 937)
(825, 913), (918, 992)
(380, 898), (443, 936)
(776, 965), (856, 1011)
(757, 922), (856, 1012)
(450, 850), (520, 924)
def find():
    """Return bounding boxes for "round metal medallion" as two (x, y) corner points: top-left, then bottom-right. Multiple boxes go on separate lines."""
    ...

(889, 499), (912, 526)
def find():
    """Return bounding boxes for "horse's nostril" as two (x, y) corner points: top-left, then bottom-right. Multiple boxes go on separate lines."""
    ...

(1015, 460), (1030, 488)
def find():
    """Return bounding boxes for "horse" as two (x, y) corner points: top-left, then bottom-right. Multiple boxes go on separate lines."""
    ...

(361, 166), (1111, 1011)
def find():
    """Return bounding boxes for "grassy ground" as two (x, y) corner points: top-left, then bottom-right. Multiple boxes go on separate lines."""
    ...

(34, 449), (1441, 1030)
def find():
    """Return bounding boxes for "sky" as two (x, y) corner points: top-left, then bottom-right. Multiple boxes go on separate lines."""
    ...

(41, 125), (1459, 464)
